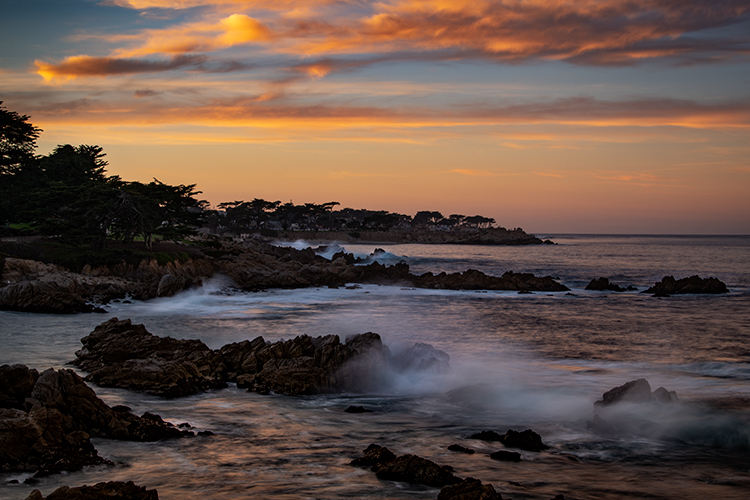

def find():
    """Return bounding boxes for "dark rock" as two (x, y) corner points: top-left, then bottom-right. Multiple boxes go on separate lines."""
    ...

(24, 481), (158, 500)
(156, 273), (186, 297)
(391, 343), (451, 374)
(0, 365), (190, 478)
(373, 454), (462, 487)
(585, 277), (628, 292)
(489, 450), (521, 462)
(344, 405), (371, 413)
(594, 379), (678, 407)
(447, 444), (475, 454)
(498, 429), (549, 452)
(73, 318), (227, 398)
(350, 444), (397, 467)
(643, 275), (729, 295)
(469, 430), (504, 442)
(437, 478), (502, 500)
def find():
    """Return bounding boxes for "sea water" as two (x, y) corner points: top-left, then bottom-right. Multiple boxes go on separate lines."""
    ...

(1, 235), (749, 499)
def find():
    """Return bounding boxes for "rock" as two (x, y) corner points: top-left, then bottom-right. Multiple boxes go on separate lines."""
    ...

(437, 478), (502, 500)
(0, 364), (40, 409)
(498, 429), (549, 452)
(489, 450), (521, 462)
(73, 318), (227, 398)
(447, 444), (475, 454)
(156, 273), (185, 297)
(344, 405), (371, 413)
(0, 365), (191, 478)
(24, 481), (158, 500)
(351, 444), (397, 467)
(643, 275), (728, 295)
(373, 454), (462, 487)
(594, 379), (678, 407)
(391, 343), (451, 374)
(585, 277), (630, 292)
(469, 430), (504, 442)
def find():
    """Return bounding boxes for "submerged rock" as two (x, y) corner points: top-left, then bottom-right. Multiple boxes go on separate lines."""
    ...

(489, 450), (522, 462)
(23, 481), (158, 500)
(643, 275), (728, 296)
(447, 444), (475, 454)
(470, 429), (548, 451)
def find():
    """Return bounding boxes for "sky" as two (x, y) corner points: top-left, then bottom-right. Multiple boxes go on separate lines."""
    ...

(1, 0), (749, 234)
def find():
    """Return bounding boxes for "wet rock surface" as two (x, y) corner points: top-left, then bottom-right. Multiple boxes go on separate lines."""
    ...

(23, 480), (158, 500)
(594, 379), (678, 408)
(73, 318), (227, 398)
(0, 364), (192, 478)
(644, 275), (729, 295)
(437, 477), (503, 500)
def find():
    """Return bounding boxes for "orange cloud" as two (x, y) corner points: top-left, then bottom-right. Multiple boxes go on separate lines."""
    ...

(35, 54), (206, 81)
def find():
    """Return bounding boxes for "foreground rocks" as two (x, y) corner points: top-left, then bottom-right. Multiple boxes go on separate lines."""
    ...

(594, 378), (678, 408)
(74, 318), (449, 397)
(24, 481), (158, 500)
(470, 429), (549, 452)
(0, 364), (192, 478)
(644, 275), (728, 295)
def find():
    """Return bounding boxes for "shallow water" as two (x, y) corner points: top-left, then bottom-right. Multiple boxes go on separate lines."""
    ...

(2, 235), (750, 499)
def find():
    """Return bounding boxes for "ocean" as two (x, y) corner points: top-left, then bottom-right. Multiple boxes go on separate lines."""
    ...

(2, 234), (749, 499)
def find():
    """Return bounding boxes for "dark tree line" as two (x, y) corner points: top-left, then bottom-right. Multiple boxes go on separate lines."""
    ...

(0, 103), (204, 249)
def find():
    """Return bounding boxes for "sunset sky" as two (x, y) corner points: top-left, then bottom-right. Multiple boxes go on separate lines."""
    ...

(2, 0), (749, 234)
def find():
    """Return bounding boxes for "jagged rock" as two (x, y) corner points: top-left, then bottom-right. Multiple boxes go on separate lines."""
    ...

(233, 332), (391, 395)
(350, 444), (397, 467)
(437, 478), (502, 500)
(489, 450), (521, 462)
(74, 318), (227, 398)
(644, 275), (728, 296)
(24, 481), (158, 500)
(0, 365), (191, 478)
(373, 454), (462, 487)
(594, 379), (678, 407)
(585, 277), (634, 292)
(447, 444), (475, 454)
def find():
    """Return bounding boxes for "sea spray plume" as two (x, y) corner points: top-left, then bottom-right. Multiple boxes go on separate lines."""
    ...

(589, 379), (750, 450)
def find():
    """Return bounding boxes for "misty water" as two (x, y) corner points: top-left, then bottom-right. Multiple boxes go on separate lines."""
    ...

(2, 235), (750, 499)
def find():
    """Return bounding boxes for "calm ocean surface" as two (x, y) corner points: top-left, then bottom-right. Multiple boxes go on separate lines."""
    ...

(2, 234), (749, 499)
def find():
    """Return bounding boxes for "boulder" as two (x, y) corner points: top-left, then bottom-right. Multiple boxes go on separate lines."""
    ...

(74, 318), (227, 398)
(497, 429), (549, 452)
(392, 343), (451, 374)
(0, 365), (191, 478)
(643, 275), (728, 296)
(594, 379), (678, 407)
(24, 481), (158, 500)
(156, 273), (185, 297)
(469, 430), (504, 442)
(447, 444), (475, 454)
(489, 450), (521, 462)
(373, 454), (462, 487)
(437, 478), (502, 500)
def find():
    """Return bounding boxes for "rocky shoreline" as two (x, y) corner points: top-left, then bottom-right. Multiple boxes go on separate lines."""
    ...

(0, 239), (569, 314)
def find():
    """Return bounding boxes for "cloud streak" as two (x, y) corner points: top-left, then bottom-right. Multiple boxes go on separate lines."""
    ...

(35, 54), (207, 81)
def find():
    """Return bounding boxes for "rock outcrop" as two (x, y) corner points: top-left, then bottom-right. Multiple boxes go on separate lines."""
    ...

(470, 429), (548, 452)
(0, 364), (192, 478)
(73, 318), (447, 397)
(585, 277), (636, 292)
(23, 481), (158, 500)
(73, 318), (227, 398)
(594, 379), (678, 408)
(643, 275), (728, 296)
